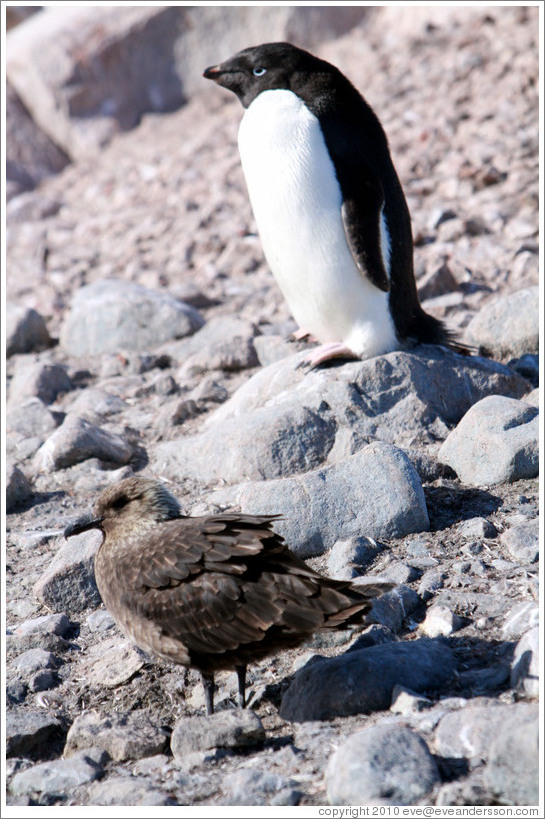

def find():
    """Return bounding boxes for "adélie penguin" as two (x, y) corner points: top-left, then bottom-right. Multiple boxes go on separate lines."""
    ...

(204, 42), (466, 366)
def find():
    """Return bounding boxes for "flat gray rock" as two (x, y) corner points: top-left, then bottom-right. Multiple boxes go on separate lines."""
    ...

(483, 704), (539, 805)
(456, 516), (497, 540)
(438, 395), (539, 485)
(65, 710), (169, 762)
(75, 637), (146, 689)
(171, 709), (265, 759)
(6, 710), (63, 758)
(370, 560), (421, 585)
(434, 701), (536, 762)
(60, 279), (204, 355)
(464, 286), (539, 359)
(6, 396), (59, 438)
(156, 402), (338, 483)
(182, 335), (259, 373)
(86, 776), (176, 806)
(204, 443), (429, 557)
(160, 315), (257, 362)
(33, 530), (102, 613)
(13, 613), (71, 638)
(33, 415), (133, 472)
(500, 518), (539, 564)
(10, 751), (102, 797)
(279, 638), (455, 722)
(326, 723), (440, 805)
(502, 601), (539, 639)
(223, 769), (300, 806)
(173, 318), (259, 375)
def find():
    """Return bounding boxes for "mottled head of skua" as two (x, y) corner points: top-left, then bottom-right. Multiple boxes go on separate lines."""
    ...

(64, 477), (182, 538)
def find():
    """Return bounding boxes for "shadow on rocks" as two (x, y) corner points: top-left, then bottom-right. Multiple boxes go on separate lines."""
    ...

(424, 483), (502, 531)
(447, 635), (516, 699)
(10, 490), (66, 515)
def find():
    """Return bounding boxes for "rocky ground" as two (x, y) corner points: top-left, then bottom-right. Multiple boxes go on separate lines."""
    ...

(4, 5), (540, 809)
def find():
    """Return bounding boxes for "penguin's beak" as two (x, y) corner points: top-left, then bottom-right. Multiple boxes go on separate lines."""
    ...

(203, 65), (223, 82)
(203, 62), (245, 102)
(64, 513), (103, 539)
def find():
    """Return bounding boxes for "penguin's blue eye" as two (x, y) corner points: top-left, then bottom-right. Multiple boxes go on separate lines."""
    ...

(253, 67), (267, 77)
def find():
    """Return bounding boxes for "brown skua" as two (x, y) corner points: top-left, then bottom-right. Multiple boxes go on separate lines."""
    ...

(65, 476), (394, 714)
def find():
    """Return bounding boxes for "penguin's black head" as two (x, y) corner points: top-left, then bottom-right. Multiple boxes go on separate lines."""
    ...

(203, 42), (338, 108)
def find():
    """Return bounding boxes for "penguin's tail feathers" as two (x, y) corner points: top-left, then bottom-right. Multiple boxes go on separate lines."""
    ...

(406, 309), (477, 357)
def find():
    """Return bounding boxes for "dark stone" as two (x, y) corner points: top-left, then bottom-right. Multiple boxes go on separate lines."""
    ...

(6, 710), (63, 758)
(280, 638), (456, 722)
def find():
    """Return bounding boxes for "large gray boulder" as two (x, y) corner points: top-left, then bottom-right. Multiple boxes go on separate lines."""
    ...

(326, 723), (440, 805)
(154, 347), (529, 487)
(205, 347), (529, 436)
(438, 395), (539, 485)
(156, 402), (338, 484)
(60, 279), (204, 355)
(203, 442), (429, 557)
(483, 707), (539, 805)
(464, 286), (539, 360)
(280, 638), (455, 721)
(6, 7), (186, 160)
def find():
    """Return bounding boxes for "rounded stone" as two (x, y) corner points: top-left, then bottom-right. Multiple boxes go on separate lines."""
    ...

(326, 723), (440, 805)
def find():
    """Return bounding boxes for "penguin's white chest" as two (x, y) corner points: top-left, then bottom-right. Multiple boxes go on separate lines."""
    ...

(237, 89), (396, 358)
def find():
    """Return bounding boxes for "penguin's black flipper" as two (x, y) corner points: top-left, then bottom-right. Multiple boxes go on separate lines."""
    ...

(340, 169), (391, 293)
(320, 111), (392, 294)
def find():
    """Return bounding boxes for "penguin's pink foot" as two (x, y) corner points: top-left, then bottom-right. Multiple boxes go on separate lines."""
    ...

(291, 327), (319, 342)
(299, 341), (359, 369)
